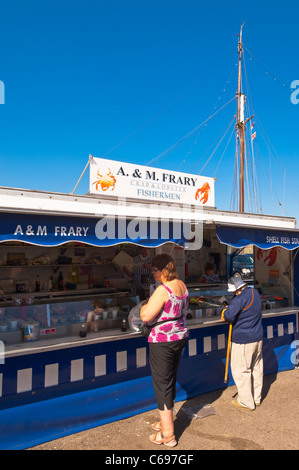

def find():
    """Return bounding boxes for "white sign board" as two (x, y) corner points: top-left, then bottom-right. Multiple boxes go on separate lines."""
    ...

(89, 157), (215, 206)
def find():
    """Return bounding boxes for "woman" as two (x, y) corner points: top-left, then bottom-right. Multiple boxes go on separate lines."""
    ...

(140, 253), (189, 447)
(198, 262), (219, 284)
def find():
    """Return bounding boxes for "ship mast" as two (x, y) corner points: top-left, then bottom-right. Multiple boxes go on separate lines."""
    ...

(236, 22), (253, 213)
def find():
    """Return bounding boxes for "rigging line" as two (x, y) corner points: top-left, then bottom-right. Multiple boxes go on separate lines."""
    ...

(213, 124), (235, 177)
(245, 123), (255, 211)
(256, 114), (299, 198)
(242, 62), (297, 209)
(242, 49), (256, 123)
(230, 136), (239, 211)
(178, 63), (238, 172)
(243, 60), (262, 213)
(212, 62), (238, 111)
(269, 148), (274, 214)
(243, 45), (291, 93)
(248, 126), (261, 212)
(190, 114), (235, 172)
(54, 174), (78, 192)
(146, 95), (236, 166)
(254, 141), (282, 207)
(243, 102), (252, 211)
(243, 49), (292, 207)
(245, 131), (252, 212)
(148, 96), (236, 167)
(253, 114), (299, 205)
(100, 52), (235, 160)
(282, 170), (286, 216)
(254, 142), (263, 213)
(241, 62), (293, 207)
(249, 131), (263, 213)
(177, 132), (201, 172)
(245, 100), (262, 212)
(254, 113), (293, 175)
(198, 117), (235, 174)
(244, 140), (251, 212)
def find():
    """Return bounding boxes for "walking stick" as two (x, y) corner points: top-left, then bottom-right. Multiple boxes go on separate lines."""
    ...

(224, 323), (233, 384)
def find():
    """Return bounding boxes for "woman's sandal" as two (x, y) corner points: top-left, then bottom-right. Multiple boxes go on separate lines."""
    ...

(151, 421), (162, 432)
(149, 431), (177, 447)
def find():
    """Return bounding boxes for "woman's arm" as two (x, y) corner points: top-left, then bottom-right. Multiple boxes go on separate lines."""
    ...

(140, 285), (168, 323)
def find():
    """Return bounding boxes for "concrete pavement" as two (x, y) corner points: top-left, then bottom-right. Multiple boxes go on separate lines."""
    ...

(29, 369), (299, 451)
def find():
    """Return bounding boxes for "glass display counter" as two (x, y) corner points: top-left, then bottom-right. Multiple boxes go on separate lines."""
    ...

(0, 290), (139, 345)
(187, 283), (233, 322)
(186, 282), (292, 322)
(0, 280), (293, 346)
(259, 284), (290, 310)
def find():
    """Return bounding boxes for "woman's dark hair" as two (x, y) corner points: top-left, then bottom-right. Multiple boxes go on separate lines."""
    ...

(151, 254), (178, 281)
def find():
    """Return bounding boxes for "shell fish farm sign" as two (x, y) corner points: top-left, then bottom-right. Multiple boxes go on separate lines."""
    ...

(89, 157), (215, 206)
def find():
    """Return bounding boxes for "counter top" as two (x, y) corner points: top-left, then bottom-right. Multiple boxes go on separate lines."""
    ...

(1, 307), (298, 358)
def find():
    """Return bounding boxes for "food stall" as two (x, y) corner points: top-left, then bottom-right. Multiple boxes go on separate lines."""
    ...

(0, 159), (298, 449)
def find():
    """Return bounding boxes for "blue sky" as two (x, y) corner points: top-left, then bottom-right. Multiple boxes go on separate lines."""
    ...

(0, 0), (299, 224)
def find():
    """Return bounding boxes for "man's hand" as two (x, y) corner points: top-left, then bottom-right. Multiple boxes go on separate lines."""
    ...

(221, 307), (228, 322)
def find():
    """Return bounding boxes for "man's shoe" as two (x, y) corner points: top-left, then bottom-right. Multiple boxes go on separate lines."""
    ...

(231, 398), (255, 411)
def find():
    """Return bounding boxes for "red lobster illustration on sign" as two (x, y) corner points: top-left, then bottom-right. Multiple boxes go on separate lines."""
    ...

(195, 182), (210, 204)
(256, 247), (280, 267)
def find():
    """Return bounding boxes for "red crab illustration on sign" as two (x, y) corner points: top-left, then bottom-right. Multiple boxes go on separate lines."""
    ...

(256, 247), (280, 267)
(195, 182), (210, 204)
(92, 169), (116, 192)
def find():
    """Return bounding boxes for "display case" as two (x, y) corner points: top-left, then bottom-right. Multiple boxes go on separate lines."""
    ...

(187, 283), (292, 322)
(259, 284), (290, 310)
(0, 291), (139, 345)
(187, 283), (233, 322)
(0, 244), (134, 296)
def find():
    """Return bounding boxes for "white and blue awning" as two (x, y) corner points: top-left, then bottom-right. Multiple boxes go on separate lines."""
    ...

(216, 225), (299, 250)
(0, 212), (187, 248)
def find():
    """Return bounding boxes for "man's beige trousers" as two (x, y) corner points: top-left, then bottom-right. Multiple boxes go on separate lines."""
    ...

(230, 340), (263, 410)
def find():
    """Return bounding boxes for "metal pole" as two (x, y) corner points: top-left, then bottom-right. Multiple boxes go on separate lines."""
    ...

(237, 24), (245, 213)
(224, 323), (233, 383)
(70, 154), (93, 195)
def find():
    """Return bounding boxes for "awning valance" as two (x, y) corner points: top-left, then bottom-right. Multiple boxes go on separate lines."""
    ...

(0, 212), (187, 248)
(216, 225), (299, 250)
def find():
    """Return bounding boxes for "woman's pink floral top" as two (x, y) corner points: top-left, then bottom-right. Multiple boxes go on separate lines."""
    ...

(148, 284), (189, 343)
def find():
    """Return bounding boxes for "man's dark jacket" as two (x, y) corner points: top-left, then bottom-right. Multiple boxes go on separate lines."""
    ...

(224, 287), (263, 344)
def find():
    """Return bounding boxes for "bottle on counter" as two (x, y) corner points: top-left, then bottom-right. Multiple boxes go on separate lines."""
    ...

(35, 275), (40, 292)
(186, 309), (193, 320)
(79, 323), (87, 338)
(121, 318), (127, 332)
(48, 275), (53, 291)
(58, 271), (64, 290)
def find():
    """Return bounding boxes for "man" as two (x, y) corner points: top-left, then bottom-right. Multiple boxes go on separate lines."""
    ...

(124, 247), (154, 300)
(223, 275), (263, 411)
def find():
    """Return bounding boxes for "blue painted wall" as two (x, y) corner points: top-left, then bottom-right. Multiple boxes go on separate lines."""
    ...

(0, 313), (297, 450)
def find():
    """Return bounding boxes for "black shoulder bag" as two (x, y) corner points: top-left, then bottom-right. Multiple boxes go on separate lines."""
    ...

(141, 316), (183, 337)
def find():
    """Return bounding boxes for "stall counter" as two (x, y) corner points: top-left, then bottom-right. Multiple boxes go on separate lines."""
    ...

(1, 306), (298, 358)
(0, 306), (297, 450)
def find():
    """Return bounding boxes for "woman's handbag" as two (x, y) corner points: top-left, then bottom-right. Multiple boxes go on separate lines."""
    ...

(141, 316), (183, 337)
(141, 323), (153, 337)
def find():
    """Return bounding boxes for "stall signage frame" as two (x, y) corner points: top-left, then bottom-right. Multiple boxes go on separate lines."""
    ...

(89, 157), (215, 207)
